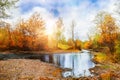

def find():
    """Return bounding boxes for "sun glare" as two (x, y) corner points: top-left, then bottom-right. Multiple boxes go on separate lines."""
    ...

(46, 28), (53, 36)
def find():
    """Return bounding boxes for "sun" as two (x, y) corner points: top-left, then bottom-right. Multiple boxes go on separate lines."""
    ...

(46, 28), (53, 36)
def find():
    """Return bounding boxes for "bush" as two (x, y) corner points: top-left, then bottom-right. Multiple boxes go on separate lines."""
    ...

(83, 41), (93, 49)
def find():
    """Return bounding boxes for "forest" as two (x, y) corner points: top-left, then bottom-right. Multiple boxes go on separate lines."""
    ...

(0, 0), (120, 62)
(0, 0), (120, 80)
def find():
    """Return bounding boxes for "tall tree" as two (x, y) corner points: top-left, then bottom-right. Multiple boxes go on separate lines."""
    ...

(71, 21), (75, 41)
(55, 18), (64, 41)
(0, 22), (11, 49)
(16, 12), (46, 50)
(94, 12), (118, 54)
(70, 21), (76, 49)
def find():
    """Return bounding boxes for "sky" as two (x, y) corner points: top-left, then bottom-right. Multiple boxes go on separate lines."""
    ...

(9, 0), (117, 41)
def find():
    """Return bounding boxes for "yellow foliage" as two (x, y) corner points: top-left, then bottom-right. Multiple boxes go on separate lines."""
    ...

(58, 42), (72, 50)
(75, 39), (81, 50)
(84, 41), (92, 49)
(94, 53), (107, 63)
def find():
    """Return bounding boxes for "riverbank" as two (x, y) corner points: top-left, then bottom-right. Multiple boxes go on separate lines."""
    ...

(89, 62), (120, 80)
(90, 51), (120, 80)
(0, 59), (95, 80)
(0, 50), (120, 80)
(0, 49), (80, 54)
(0, 59), (62, 80)
(1, 59), (119, 80)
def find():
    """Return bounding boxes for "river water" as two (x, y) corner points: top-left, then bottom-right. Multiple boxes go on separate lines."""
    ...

(0, 50), (95, 78)
(40, 50), (95, 78)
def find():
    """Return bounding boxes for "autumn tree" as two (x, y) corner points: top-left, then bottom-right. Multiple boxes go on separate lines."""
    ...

(54, 18), (64, 48)
(0, 21), (18, 50)
(0, 0), (19, 50)
(55, 18), (64, 41)
(94, 12), (118, 54)
(16, 12), (46, 50)
(71, 21), (75, 41)
(0, 21), (10, 50)
(83, 41), (93, 49)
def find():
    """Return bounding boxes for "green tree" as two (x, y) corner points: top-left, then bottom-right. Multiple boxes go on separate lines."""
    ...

(0, 0), (18, 18)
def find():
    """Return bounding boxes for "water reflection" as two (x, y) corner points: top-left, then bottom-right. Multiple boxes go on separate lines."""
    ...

(41, 50), (95, 78)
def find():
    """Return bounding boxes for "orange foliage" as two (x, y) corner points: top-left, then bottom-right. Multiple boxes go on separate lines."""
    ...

(0, 13), (48, 51)
(75, 39), (81, 50)
(15, 12), (47, 50)
(100, 72), (111, 80)
(94, 13), (118, 53)
(84, 41), (93, 49)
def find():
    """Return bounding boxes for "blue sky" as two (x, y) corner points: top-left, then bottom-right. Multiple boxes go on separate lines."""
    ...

(13, 0), (115, 41)
(19, 0), (100, 17)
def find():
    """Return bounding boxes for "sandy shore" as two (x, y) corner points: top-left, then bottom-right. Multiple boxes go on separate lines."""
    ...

(0, 59), (62, 80)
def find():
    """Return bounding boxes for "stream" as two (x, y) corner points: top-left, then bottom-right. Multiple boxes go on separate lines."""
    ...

(0, 50), (95, 78)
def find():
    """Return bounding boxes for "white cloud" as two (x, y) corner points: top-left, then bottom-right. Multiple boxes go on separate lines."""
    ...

(57, 0), (102, 40)
(7, 0), (117, 41)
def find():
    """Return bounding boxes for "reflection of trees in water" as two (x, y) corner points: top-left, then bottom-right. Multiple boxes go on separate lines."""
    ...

(27, 51), (95, 77)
